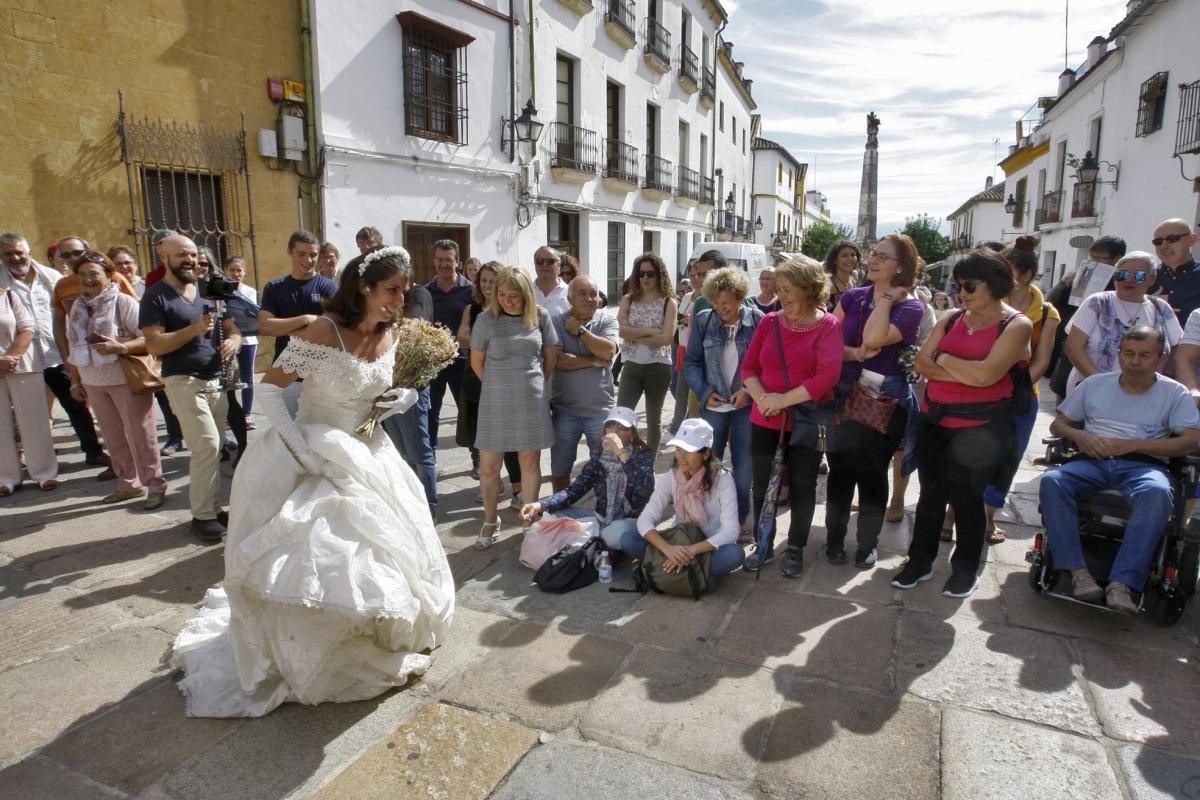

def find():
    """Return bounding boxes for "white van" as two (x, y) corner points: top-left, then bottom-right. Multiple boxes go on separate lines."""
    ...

(687, 241), (771, 284)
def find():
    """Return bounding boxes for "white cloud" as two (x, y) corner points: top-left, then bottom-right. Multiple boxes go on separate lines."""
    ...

(725, 0), (1128, 231)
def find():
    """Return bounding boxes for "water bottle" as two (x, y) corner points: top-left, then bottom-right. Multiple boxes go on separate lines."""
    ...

(597, 552), (612, 584)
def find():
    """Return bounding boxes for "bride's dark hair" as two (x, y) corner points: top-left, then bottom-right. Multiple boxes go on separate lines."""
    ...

(325, 245), (412, 331)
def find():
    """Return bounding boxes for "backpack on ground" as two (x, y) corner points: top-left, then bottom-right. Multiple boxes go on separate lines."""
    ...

(532, 536), (605, 594)
(637, 523), (712, 601)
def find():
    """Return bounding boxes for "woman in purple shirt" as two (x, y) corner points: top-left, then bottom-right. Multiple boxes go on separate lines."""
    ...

(825, 234), (925, 568)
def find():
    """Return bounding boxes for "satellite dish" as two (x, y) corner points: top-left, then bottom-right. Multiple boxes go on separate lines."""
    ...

(1069, 234), (1095, 249)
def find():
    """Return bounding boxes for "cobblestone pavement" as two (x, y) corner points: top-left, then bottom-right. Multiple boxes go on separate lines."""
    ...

(2, 390), (1199, 799)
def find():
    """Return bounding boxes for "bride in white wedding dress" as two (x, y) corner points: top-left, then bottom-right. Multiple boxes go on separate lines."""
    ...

(171, 245), (455, 718)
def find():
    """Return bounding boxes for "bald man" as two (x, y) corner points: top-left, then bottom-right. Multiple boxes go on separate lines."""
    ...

(140, 234), (242, 541)
(1149, 218), (1200, 323)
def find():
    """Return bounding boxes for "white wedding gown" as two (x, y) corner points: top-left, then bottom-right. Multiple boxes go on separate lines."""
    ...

(171, 338), (455, 718)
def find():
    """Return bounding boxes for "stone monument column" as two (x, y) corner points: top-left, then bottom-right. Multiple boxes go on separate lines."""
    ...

(856, 112), (880, 249)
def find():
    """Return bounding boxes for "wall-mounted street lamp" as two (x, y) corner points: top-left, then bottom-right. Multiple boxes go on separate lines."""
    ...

(754, 216), (764, 232)
(1003, 194), (1030, 216)
(724, 191), (736, 216)
(501, 99), (544, 155)
(1075, 150), (1120, 190)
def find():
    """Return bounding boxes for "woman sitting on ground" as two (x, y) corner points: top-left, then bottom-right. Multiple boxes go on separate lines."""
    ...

(621, 418), (745, 578)
(519, 407), (655, 550)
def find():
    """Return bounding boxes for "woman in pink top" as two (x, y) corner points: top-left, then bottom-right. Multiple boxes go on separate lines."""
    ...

(741, 256), (843, 578)
(892, 249), (1031, 599)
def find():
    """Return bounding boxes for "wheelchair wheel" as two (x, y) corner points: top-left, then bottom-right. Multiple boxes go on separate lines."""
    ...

(1028, 548), (1058, 592)
(1180, 542), (1199, 598)
(1147, 584), (1187, 626)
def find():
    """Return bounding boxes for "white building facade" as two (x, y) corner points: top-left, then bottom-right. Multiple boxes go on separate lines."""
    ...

(309, 0), (759, 295)
(751, 135), (806, 252)
(946, 177), (1006, 252)
(993, 0), (1200, 289)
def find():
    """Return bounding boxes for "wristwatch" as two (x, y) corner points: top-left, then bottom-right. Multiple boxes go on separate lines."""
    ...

(882, 292), (895, 302)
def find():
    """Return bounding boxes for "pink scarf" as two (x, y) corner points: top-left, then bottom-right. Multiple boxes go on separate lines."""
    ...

(673, 466), (708, 529)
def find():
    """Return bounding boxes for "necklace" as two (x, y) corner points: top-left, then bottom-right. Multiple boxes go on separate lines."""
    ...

(964, 312), (1001, 335)
(779, 311), (824, 333)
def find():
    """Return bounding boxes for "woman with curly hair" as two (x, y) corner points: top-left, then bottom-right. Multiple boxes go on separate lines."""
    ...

(616, 253), (678, 453)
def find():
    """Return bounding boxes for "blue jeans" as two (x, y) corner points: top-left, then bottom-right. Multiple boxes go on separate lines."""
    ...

(556, 507), (639, 550)
(700, 405), (752, 524)
(619, 528), (745, 577)
(427, 357), (465, 451)
(983, 396), (1039, 508)
(383, 385), (437, 513)
(1039, 458), (1174, 590)
(550, 410), (607, 478)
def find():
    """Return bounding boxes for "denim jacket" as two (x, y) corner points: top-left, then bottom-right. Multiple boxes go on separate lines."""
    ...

(683, 305), (764, 408)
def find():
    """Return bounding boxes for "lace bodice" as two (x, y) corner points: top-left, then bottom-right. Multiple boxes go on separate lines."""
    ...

(275, 337), (398, 433)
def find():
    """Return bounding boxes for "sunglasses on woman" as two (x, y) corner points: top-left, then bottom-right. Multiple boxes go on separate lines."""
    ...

(638, 270), (658, 278)
(957, 280), (983, 294)
(1115, 269), (1149, 282)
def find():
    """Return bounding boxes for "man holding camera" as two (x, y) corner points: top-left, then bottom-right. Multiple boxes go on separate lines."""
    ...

(140, 234), (242, 541)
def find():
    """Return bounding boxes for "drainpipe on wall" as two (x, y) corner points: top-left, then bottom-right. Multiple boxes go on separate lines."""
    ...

(300, 0), (323, 237)
(527, 0), (536, 105)
(508, 0), (517, 164)
(711, 18), (726, 237)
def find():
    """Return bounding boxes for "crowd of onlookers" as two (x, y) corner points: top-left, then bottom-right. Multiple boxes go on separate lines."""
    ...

(2, 216), (1198, 604)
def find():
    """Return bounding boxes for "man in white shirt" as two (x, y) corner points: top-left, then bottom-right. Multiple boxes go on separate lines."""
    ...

(533, 245), (570, 317)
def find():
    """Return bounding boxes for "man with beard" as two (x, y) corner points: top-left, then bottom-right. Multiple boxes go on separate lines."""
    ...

(140, 234), (242, 541)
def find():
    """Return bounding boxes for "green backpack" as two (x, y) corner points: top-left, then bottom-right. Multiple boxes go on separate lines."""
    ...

(636, 523), (712, 601)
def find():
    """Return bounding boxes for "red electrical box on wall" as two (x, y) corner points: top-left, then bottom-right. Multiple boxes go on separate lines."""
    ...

(267, 78), (285, 102)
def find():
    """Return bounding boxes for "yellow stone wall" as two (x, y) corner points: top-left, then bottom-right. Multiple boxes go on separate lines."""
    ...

(0, 0), (312, 290)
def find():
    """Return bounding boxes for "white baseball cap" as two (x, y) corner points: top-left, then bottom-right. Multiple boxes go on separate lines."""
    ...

(604, 406), (637, 429)
(667, 418), (714, 452)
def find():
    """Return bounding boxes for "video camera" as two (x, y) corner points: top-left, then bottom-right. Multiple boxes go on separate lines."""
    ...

(199, 274), (241, 300)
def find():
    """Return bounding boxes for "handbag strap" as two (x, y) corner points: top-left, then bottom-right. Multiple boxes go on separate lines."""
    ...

(770, 317), (792, 446)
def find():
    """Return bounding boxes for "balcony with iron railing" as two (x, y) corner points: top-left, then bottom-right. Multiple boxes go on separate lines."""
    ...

(700, 66), (716, 108)
(1071, 182), (1097, 219)
(675, 166), (701, 205)
(642, 153), (674, 198)
(603, 0), (636, 49)
(1035, 189), (1064, 228)
(715, 211), (735, 238)
(602, 137), (639, 188)
(678, 44), (699, 93)
(643, 17), (671, 73)
(548, 122), (599, 182)
(700, 174), (715, 206)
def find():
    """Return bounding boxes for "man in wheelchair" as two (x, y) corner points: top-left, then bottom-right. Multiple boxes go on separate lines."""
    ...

(1039, 326), (1200, 613)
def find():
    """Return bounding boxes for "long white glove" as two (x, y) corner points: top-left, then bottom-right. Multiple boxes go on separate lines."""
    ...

(258, 382), (321, 475)
(374, 387), (418, 423)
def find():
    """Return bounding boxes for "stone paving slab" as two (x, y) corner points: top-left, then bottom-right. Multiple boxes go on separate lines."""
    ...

(799, 549), (908, 606)
(0, 586), (131, 672)
(941, 708), (1124, 800)
(312, 703), (537, 800)
(994, 564), (1200, 654)
(413, 606), (519, 694)
(714, 590), (898, 692)
(578, 646), (776, 781)
(755, 678), (941, 800)
(156, 690), (428, 800)
(0, 626), (172, 766)
(73, 545), (225, 624)
(0, 755), (124, 800)
(606, 581), (746, 654)
(895, 610), (1101, 736)
(1116, 745), (1200, 800)
(491, 739), (755, 800)
(445, 621), (632, 732)
(454, 547), (643, 635)
(39, 680), (240, 795)
(1075, 638), (1200, 753)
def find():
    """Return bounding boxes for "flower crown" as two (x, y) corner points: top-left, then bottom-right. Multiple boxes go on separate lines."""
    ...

(359, 245), (410, 277)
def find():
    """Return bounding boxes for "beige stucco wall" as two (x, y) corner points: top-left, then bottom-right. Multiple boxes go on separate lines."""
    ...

(0, 0), (312, 292)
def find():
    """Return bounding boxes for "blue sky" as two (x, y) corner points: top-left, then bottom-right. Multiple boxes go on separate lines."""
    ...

(723, 0), (1129, 233)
